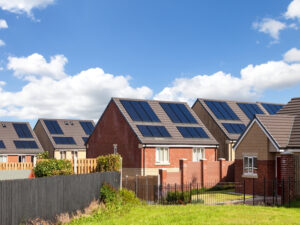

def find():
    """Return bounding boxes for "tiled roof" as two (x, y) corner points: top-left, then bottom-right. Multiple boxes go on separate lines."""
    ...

(36, 119), (95, 150)
(0, 121), (43, 154)
(113, 98), (218, 146)
(278, 97), (300, 116)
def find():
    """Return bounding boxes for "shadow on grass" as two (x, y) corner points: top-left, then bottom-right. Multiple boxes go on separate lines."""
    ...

(285, 199), (300, 208)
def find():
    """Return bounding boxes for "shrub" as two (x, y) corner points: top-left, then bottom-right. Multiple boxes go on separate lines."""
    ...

(119, 188), (141, 205)
(166, 191), (191, 204)
(37, 151), (49, 159)
(99, 183), (118, 204)
(34, 159), (73, 177)
(96, 154), (121, 172)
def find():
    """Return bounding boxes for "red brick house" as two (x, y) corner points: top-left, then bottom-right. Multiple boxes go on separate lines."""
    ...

(0, 121), (43, 163)
(87, 98), (219, 178)
(234, 97), (300, 196)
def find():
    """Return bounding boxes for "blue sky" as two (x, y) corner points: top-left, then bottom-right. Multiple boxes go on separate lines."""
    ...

(0, 0), (300, 125)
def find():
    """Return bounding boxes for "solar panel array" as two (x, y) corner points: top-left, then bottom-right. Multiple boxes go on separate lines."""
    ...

(261, 104), (283, 115)
(44, 120), (64, 134)
(121, 100), (160, 122)
(13, 123), (33, 138)
(14, 140), (38, 149)
(0, 140), (5, 148)
(160, 103), (197, 123)
(204, 100), (240, 120)
(237, 103), (264, 120)
(53, 137), (76, 145)
(222, 123), (246, 134)
(82, 137), (89, 144)
(80, 121), (95, 135)
(137, 125), (171, 137)
(177, 126), (209, 138)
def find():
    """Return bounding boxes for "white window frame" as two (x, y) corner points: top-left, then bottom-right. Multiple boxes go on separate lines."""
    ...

(0, 155), (7, 163)
(193, 148), (205, 162)
(155, 147), (169, 165)
(243, 156), (257, 175)
(18, 155), (26, 163)
(60, 151), (66, 160)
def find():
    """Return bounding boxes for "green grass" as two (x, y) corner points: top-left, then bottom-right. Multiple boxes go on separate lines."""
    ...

(69, 203), (300, 225)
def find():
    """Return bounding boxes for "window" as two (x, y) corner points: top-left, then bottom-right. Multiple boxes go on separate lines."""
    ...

(18, 155), (26, 163)
(60, 151), (66, 160)
(155, 147), (169, 164)
(193, 148), (205, 161)
(0, 155), (7, 163)
(243, 156), (257, 175)
(71, 151), (78, 160)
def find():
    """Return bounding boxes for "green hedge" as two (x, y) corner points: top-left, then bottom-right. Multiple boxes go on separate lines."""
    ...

(34, 159), (73, 177)
(96, 154), (121, 172)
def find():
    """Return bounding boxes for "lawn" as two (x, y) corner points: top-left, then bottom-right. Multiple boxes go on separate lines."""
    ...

(69, 202), (300, 225)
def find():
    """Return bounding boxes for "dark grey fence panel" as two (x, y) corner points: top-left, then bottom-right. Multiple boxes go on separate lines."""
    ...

(0, 172), (120, 225)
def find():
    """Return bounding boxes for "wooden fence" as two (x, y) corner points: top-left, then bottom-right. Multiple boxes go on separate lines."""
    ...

(76, 158), (97, 174)
(0, 162), (33, 170)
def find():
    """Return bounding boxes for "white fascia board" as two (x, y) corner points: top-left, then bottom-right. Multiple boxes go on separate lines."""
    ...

(142, 144), (218, 148)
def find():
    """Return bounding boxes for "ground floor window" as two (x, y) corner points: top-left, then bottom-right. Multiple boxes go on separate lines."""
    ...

(60, 151), (66, 160)
(71, 151), (78, 160)
(243, 156), (257, 175)
(155, 147), (169, 164)
(18, 155), (26, 163)
(0, 155), (7, 162)
(193, 148), (205, 161)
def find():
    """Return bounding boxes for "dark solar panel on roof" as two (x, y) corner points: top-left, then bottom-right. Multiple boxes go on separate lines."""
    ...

(44, 120), (64, 134)
(120, 100), (160, 122)
(261, 104), (284, 115)
(80, 121), (94, 135)
(204, 100), (240, 120)
(177, 126), (209, 138)
(0, 140), (5, 148)
(13, 123), (33, 138)
(82, 137), (89, 144)
(160, 103), (197, 123)
(14, 140), (38, 149)
(137, 125), (171, 137)
(53, 137), (76, 145)
(237, 103), (264, 120)
(222, 123), (246, 134)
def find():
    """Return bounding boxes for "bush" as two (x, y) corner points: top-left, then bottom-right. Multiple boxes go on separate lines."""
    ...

(119, 188), (141, 205)
(34, 159), (73, 177)
(166, 191), (191, 204)
(96, 154), (121, 172)
(37, 151), (49, 159)
(99, 183), (118, 204)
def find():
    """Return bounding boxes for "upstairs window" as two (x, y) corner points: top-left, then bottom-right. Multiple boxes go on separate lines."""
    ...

(243, 156), (257, 175)
(193, 148), (205, 161)
(155, 147), (169, 164)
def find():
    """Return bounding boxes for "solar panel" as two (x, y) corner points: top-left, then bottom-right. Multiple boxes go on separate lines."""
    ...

(53, 137), (76, 145)
(14, 140), (38, 149)
(0, 140), (5, 148)
(261, 104), (284, 115)
(44, 120), (64, 134)
(137, 125), (171, 137)
(222, 123), (246, 134)
(237, 103), (264, 119)
(13, 123), (33, 138)
(160, 103), (197, 123)
(177, 126), (209, 138)
(80, 121), (94, 135)
(204, 100), (240, 120)
(120, 100), (160, 122)
(82, 137), (89, 144)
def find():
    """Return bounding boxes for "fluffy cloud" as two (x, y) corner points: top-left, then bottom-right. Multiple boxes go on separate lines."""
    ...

(253, 18), (287, 41)
(0, 39), (5, 46)
(0, 19), (7, 29)
(155, 48), (300, 104)
(285, 0), (300, 20)
(283, 48), (300, 62)
(7, 53), (67, 80)
(0, 0), (54, 16)
(0, 53), (152, 120)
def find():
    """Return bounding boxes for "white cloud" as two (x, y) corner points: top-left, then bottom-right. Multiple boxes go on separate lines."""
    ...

(0, 19), (8, 29)
(0, 53), (152, 120)
(283, 48), (300, 62)
(253, 18), (287, 41)
(155, 48), (300, 104)
(7, 53), (67, 80)
(0, 0), (54, 16)
(285, 0), (300, 20)
(0, 39), (5, 46)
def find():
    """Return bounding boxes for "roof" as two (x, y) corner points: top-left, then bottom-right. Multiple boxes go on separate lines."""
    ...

(0, 121), (43, 154)
(112, 98), (218, 146)
(195, 98), (285, 141)
(36, 118), (95, 150)
(277, 97), (300, 116)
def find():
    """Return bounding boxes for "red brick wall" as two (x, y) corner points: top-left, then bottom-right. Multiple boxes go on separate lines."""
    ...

(86, 100), (141, 168)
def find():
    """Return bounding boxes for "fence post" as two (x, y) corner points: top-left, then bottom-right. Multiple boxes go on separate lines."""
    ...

(135, 175), (138, 197)
(146, 176), (148, 202)
(252, 178), (255, 206)
(190, 183), (192, 203)
(264, 177), (266, 205)
(243, 179), (245, 204)
(288, 177), (291, 208)
(272, 179), (275, 205)
(282, 178), (285, 206)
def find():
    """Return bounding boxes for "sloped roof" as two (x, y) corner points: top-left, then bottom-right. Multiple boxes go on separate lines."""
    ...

(36, 119), (95, 150)
(278, 97), (300, 116)
(195, 98), (285, 141)
(0, 121), (43, 154)
(113, 98), (218, 146)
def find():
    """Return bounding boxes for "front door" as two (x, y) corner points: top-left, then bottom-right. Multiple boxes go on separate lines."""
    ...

(276, 157), (282, 195)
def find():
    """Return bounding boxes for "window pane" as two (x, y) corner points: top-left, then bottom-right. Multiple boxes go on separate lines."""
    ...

(155, 148), (159, 162)
(253, 157), (257, 174)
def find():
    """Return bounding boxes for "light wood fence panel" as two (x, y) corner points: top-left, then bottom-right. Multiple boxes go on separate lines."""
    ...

(0, 162), (33, 170)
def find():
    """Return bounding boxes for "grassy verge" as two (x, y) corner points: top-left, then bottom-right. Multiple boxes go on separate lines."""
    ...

(69, 202), (300, 225)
